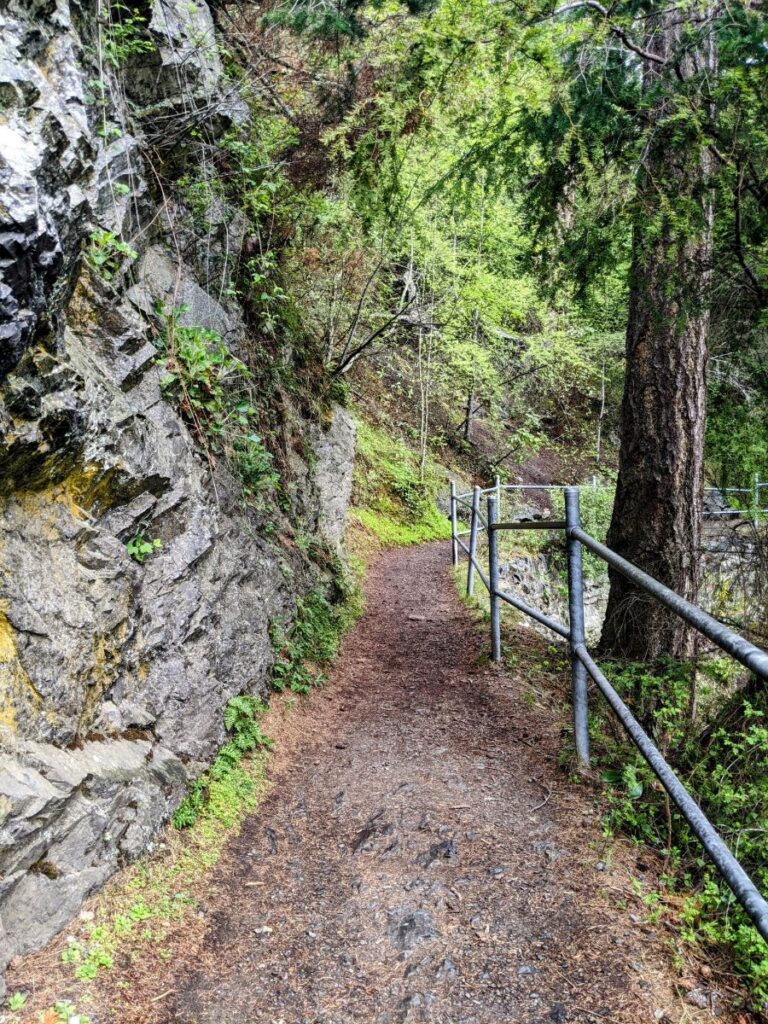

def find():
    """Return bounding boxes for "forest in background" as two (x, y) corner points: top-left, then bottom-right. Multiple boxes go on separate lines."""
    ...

(190, 0), (768, 493)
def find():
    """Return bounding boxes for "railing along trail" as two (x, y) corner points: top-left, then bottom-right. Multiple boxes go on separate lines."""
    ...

(448, 480), (768, 945)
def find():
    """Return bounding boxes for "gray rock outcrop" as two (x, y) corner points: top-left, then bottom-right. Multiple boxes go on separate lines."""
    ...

(0, 0), (355, 991)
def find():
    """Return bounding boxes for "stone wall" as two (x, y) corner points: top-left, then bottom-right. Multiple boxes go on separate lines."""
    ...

(0, 0), (355, 990)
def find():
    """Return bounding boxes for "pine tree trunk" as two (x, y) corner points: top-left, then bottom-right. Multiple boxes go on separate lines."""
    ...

(600, 8), (714, 660)
(464, 388), (474, 442)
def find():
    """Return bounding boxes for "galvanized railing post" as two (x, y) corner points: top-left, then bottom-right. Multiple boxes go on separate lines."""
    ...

(450, 481), (458, 567)
(495, 474), (502, 514)
(467, 485), (480, 597)
(487, 494), (502, 662)
(565, 486), (590, 766)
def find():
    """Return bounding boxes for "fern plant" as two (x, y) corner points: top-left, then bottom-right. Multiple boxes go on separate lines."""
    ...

(173, 695), (272, 828)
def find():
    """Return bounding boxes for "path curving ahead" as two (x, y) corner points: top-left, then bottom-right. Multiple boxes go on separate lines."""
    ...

(42, 542), (699, 1023)
(154, 542), (689, 1024)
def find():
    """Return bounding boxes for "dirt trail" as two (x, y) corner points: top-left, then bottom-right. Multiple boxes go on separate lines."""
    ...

(14, 542), (707, 1023)
(162, 542), (695, 1024)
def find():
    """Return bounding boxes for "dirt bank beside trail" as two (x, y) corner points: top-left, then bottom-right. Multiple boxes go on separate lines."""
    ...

(12, 542), (728, 1023)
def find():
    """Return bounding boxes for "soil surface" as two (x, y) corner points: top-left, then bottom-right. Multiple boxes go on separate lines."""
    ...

(11, 542), (722, 1023)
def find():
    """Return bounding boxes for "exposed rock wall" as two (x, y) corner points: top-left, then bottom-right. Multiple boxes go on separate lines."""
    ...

(499, 527), (761, 646)
(0, 0), (355, 989)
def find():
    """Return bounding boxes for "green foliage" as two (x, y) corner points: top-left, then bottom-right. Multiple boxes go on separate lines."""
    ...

(263, 0), (435, 41)
(50, 1002), (90, 1024)
(271, 569), (363, 695)
(707, 380), (768, 492)
(351, 419), (451, 547)
(178, 116), (300, 345)
(126, 534), (161, 563)
(61, 928), (115, 981)
(594, 657), (768, 1002)
(99, 3), (155, 69)
(56, 748), (268, 987)
(175, 564), (360, 828)
(155, 307), (279, 501)
(85, 229), (138, 281)
(173, 695), (273, 829)
(156, 310), (248, 438)
(7, 992), (26, 1012)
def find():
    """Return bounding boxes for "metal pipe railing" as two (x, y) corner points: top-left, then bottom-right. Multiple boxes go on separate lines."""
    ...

(570, 526), (768, 678)
(446, 479), (768, 946)
(565, 488), (590, 765)
(455, 478), (768, 528)
(575, 643), (768, 943)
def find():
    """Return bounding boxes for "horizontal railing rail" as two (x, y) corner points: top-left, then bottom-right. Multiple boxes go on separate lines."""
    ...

(447, 481), (768, 945)
(455, 476), (768, 527)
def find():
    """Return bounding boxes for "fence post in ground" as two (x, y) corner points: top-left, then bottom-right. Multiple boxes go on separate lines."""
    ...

(565, 486), (590, 767)
(487, 494), (502, 662)
(467, 485), (480, 597)
(450, 481), (458, 567)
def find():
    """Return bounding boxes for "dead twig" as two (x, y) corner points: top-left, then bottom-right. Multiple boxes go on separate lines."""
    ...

(530, 778), (553, 812)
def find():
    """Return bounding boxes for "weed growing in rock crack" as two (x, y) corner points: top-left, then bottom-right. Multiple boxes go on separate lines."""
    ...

(175, 116), (299, 342)
(153, 305), (280, 504)
(126, 533), (162, 563)
(97, 2), (155, 69)
(85, 230), (138, 282)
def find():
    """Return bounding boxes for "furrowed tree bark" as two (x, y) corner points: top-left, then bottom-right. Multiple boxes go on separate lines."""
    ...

(600, 5), (714, 661)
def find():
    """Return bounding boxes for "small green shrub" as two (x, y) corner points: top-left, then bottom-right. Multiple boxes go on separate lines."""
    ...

(155, 306), (279, 501)
(100, 3), (155, 68)
(594, 657), (768, 1004)
(61, 930), (114, 981)
(271, 569), (362, 694)
(85, 229), (138, 281)
(232, 432), (280, 497)
(52, 1002), (89, 1024)
(7, 992), (26, 1012)
(173, 696), (273, 829)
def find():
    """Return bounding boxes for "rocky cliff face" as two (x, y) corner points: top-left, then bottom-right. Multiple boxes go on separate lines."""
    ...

(0, 0), (355, 990)
(499, 528), (761, 646)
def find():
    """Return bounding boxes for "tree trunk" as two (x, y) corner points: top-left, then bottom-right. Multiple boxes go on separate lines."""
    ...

(463, 388), (474, 442)
(600, 8), (714, 661)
